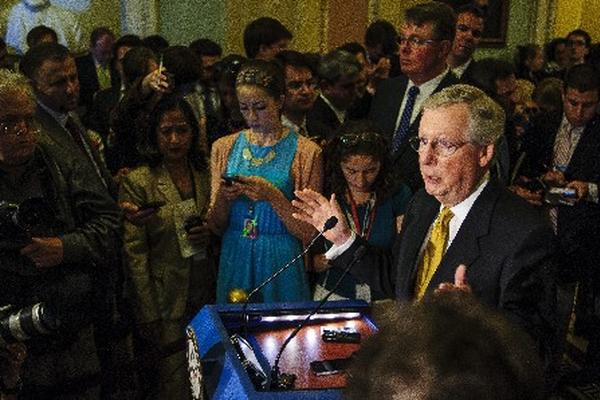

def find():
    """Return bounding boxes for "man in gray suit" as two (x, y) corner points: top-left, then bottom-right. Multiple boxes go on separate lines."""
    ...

(20, 42), (115, 196)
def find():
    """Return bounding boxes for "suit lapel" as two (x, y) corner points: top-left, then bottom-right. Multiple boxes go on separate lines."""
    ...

(566, 117), (600, 179)
(156, 165), (183, 205)
(429, 181), (500, 289)
(396, 193), (439, 299)
(392, 72), (458, 164)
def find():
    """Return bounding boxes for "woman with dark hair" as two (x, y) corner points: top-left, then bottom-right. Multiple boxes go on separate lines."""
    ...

(119, 95), (214, 399)
(312, 126), (411, 301)
(208, 59), (322, 303)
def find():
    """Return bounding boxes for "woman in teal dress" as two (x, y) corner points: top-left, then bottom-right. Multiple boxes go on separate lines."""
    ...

(313, 125), (412, 301)
(208, 60), (322, 303)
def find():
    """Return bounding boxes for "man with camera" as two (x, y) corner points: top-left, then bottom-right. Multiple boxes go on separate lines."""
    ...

(0, 69), (121, 398)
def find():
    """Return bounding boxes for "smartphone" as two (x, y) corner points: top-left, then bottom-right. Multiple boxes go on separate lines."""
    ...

(310, 357), (351, 376)
(138, 200), (166, 211)
(221, 174), (242, 186)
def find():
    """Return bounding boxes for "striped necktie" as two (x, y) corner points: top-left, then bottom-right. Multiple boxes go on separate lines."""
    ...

(392, 85), (420, 153)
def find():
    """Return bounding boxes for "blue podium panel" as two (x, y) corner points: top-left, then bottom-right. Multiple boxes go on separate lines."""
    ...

(187, 301), (377, 399)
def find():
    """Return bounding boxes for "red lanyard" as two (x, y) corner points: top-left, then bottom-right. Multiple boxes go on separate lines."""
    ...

(346, 191), (377, 241)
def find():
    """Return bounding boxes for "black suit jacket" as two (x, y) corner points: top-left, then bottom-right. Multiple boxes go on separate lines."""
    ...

(522, 113), (600, 283)
(76, 54), (118, 118)
(306, 96), (343, 142)
(368, 72), (459, 191)
(332, 179), (556, 351)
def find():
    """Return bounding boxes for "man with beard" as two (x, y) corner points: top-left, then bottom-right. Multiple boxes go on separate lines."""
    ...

(19, 43), (115, 195)
(446, 5), (485, 81)
(276, 50), (318, 138)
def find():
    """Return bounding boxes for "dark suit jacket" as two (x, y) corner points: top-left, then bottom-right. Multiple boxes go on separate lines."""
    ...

(76, 53), (118, 119)
(35, 104), (117, 199)
(522, 113), (600, 283)
(332, 179), (556, 352)
(455, 59), (479, 83)
(368, 72), (459, 191)
(306, 96), (343, 141)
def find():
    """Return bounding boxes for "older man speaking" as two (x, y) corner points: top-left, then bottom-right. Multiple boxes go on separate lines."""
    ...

(293, 84), (556, 364)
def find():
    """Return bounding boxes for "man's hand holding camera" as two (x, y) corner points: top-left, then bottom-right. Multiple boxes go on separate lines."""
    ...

(20, 237), (64, 269)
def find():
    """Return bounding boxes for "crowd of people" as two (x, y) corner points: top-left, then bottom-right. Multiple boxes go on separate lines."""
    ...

(1, 0), (600, 398)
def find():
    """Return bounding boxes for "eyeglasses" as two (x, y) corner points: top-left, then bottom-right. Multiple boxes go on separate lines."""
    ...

(409, 136), (470, 157)
(0, 117), (39, 137)
(340, 132), (383, 147)
(397, 35), (439, 48)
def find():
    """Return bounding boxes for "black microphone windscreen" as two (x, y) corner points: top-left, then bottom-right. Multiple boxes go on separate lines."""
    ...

(323, 216), (338, 232)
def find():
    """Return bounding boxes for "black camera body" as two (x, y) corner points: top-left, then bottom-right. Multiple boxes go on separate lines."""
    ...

(0, 198), (56, 249)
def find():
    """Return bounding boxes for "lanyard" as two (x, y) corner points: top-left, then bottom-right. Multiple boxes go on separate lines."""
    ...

(345, 191), (377, 241)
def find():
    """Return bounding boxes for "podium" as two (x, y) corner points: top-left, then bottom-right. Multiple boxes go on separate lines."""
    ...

(186, 300), (377, 399)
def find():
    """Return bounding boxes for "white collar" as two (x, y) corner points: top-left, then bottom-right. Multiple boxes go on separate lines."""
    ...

(451, 59), (473, 79)
(281, 114), (307, 133)
(38, 100), (69, 128)
(320, 94), (346, 125)
(444, 174), (489, 247)
(408, 67), (449, 95)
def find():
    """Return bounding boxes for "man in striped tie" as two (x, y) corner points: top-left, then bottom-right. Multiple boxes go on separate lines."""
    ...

(368, 1), (459, 191)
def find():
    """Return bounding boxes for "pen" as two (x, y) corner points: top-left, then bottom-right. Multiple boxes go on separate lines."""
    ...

(158, 54), (163, 76)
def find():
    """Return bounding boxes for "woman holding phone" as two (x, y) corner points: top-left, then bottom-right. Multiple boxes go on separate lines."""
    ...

(208, 59), (322, 303)
(119, 95), (214, 399)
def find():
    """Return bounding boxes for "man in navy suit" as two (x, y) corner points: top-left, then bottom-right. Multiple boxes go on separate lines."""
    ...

(294, 84), (556, 367)
(369, 2), (459, 191)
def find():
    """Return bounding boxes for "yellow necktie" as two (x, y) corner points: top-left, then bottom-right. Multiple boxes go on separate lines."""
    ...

(415, 207), (454, 300)
(96, 65), (111, 90)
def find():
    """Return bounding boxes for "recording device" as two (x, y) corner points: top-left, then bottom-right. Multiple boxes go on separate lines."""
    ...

(184, 215), (205, 233)
(0, 198), (55, 249)
(239, 216), (339, 337)
(321, 327), (361, 344)
(0, 303), (60, 348)
(310, 356), (353, 376)
(269, 245), (367, 390)
(138, 200), (166, 211)
(221, 174), (243, 186)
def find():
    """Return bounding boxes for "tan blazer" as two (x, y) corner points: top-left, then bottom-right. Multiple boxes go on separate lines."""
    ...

(119, 164), (210, 324)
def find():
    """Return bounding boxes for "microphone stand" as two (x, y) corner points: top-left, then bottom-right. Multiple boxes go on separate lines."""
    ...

(268, 245), (367, 390)
(240, 216), (338, 338)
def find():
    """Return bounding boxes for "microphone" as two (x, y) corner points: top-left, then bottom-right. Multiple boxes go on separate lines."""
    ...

(239, 216), (338, 337)
(268, 244), (367, 390)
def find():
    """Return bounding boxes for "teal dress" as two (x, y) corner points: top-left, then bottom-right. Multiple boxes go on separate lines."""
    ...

(216, 131), (310, 303)
(314, 186), (412, 301)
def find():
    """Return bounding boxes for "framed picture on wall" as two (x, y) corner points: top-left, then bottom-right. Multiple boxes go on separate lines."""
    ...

(440, 0), (509, 47)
